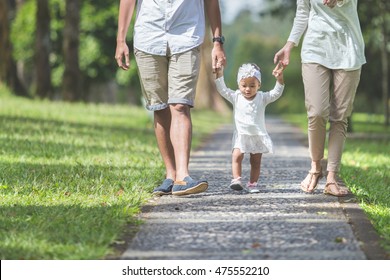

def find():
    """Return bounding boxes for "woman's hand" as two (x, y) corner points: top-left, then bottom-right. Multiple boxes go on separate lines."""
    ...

(274, 41), (294, 67)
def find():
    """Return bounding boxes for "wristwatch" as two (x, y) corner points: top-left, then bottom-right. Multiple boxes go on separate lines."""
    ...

(212, 36), (225, 44)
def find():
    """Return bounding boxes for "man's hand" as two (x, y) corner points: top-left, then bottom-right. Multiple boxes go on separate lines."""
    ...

(212, 44), (226, 75)
(215, 65), (224, 79)
(115, 42), (130, 70)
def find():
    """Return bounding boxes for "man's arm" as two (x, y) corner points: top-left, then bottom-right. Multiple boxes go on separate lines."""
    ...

(204, 0), (226, 72)
(115, 0), (137, 70)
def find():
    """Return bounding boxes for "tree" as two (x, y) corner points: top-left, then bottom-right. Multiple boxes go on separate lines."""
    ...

(35, 0), (52, 99)
(0, 0), (28, 96)
(0, 0), (12, 84)
(360, 0), (390, 126)
(62, 0), (81, 101)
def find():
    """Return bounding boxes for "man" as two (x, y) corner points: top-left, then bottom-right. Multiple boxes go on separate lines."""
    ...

(115, 0), (226, 196)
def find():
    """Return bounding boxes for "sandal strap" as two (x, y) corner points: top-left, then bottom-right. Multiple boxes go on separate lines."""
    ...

(301, 170), (323, 193)
(307, 170), (323, 184)
(324, 181), (348, 196)
(325, 181), (339, 187)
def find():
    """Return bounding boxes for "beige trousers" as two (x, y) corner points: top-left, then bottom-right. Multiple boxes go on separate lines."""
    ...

(302, 63), (361, 172)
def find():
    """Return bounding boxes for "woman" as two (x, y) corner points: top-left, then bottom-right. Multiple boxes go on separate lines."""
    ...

(274, 0), (366, 196)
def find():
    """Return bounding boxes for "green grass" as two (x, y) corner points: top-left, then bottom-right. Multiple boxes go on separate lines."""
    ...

(0, 94), (227, 259)
(281, 113), (390, 253)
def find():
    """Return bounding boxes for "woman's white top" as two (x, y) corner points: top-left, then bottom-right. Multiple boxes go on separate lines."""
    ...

(287, 0), (366, 70)
(215, 77), (284, 154)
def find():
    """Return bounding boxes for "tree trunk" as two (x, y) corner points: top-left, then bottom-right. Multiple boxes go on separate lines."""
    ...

(0, 0), (28, 96)
(35, 0), (52, 99)
(0, 0), (10, 83)
(62, 0), (81, 101)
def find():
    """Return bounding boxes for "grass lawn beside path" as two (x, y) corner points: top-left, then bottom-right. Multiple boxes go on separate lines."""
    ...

(0, 94), (228, 259)
(281, 113), (390, 254)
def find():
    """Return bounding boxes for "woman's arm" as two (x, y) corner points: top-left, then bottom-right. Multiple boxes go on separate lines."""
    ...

(274, 0), (310, 66)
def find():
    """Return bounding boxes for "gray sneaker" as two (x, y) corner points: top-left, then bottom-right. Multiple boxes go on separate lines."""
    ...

(172, 176), (208, 196)
(152, 178), (174, 196)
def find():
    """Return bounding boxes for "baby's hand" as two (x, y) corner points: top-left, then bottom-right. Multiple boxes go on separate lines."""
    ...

(215, 65), (224, 79)
(272, 61), (285, 84)
(272, 61), (285, 78)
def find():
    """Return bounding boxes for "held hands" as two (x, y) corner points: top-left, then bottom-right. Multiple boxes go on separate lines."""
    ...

(272, 61), (285, 84)
(273, 41), (294, 67)
(212, 44), (226, 77)
(215, 65), (224, 79)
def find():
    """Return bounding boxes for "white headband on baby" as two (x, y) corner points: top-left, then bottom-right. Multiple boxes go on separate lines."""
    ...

(237, 63), (261, 85)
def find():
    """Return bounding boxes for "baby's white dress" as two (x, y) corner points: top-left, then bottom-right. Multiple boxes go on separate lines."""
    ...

(215, 77), (284, 154)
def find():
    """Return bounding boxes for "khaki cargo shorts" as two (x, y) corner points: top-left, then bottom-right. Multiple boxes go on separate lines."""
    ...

(134, 47), (201, 111)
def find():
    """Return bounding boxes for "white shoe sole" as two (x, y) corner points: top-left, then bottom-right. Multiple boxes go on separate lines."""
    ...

(172, 182), (208, 196)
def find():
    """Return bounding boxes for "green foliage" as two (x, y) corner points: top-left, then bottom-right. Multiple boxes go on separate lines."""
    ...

(0, 83), (12, 97)
(223, 10), (305, 114)
(79, 1), (120, 82)
(356, 0), (390, 113)
(10, 0), (36, 64)
(9, 0), (139, 98)
(350, 113), (390, 133)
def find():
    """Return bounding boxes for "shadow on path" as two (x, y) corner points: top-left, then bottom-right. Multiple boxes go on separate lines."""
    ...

(120, 116), (387, 260)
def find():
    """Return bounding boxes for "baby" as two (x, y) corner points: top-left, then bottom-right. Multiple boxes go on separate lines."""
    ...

(215, 62), (285, 192)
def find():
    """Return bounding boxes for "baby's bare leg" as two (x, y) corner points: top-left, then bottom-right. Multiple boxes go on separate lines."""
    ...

(232, 148), (244, 179)
(249, 153), (262, 183)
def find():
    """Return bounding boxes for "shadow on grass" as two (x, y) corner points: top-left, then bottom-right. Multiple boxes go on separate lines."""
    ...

(0, 202), (142, 259)
(0, 160), (164, 195)
(0, 115), (156, 155)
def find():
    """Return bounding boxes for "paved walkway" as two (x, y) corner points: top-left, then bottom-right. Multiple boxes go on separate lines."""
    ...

(121, 116), (387, 260)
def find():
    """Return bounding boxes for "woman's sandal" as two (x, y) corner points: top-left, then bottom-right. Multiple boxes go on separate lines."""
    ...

(300, 170), (323, 194)
(324, 181), (348, 197)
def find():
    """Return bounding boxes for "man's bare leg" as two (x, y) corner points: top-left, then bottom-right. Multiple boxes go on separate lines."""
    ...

(169, 104), (191, 181)
(154, 107), (176, 180)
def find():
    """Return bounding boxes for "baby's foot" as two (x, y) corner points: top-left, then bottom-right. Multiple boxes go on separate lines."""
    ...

(229, 177), (243, 191)
(246, 182), (260, 193)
